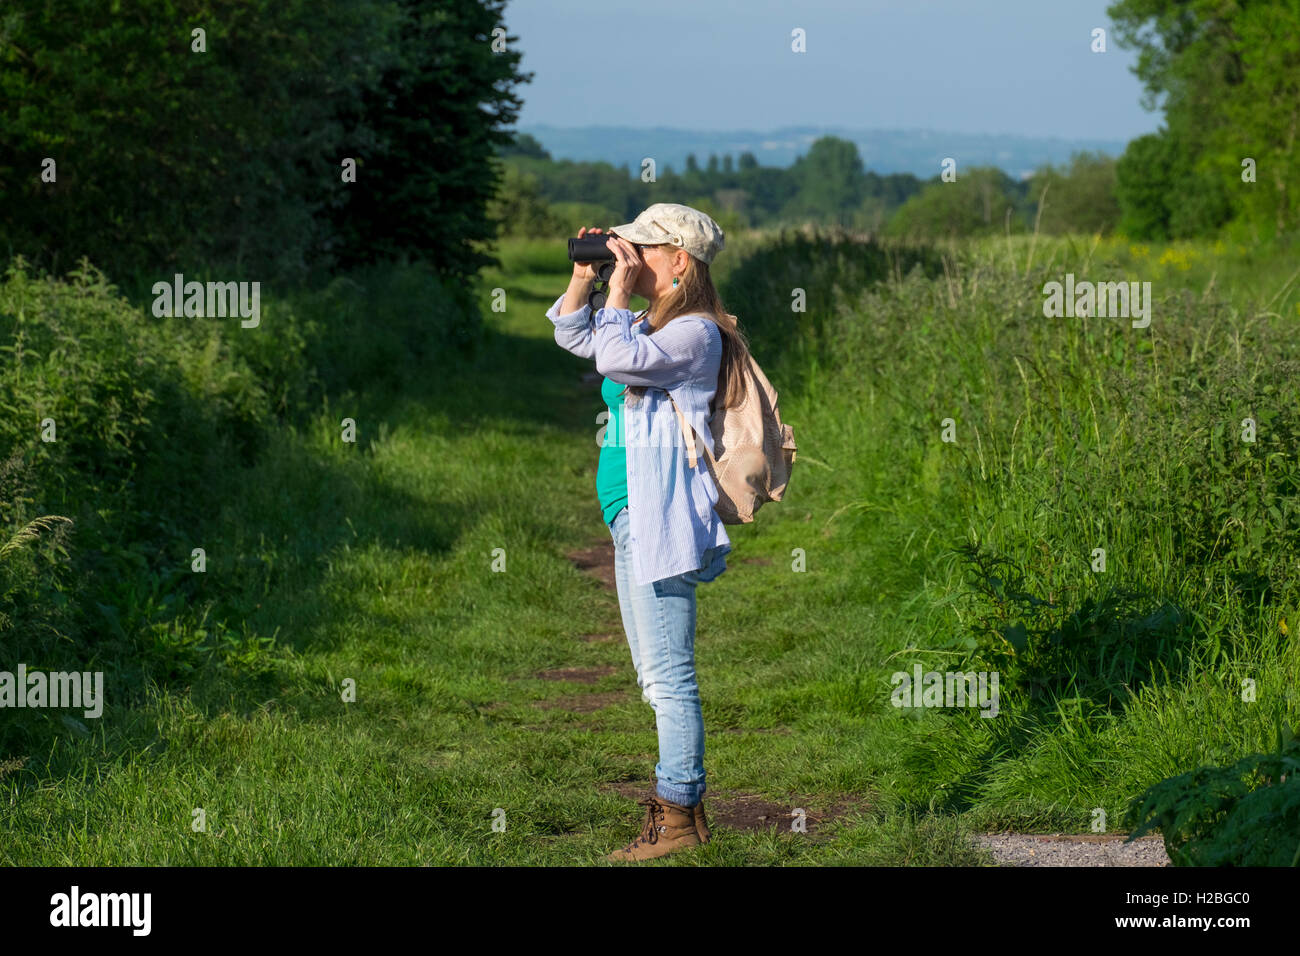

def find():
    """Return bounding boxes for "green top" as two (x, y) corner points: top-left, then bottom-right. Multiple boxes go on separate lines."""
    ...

(597, 375), (629, 525)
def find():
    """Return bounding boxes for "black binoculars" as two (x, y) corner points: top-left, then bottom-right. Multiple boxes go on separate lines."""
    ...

(567, 234), (625, 311)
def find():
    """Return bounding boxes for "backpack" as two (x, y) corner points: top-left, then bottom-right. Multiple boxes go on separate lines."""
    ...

(668, 350), (797, 525)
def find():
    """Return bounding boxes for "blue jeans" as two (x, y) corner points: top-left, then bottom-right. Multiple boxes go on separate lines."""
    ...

(607, 506), (708, 807)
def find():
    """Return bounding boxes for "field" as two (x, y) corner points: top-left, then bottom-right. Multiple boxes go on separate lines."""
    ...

(2, 231), (1298, 864)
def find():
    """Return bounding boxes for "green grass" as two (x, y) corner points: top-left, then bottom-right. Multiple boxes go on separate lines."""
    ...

(1, 238), (988, 865)
(748, 230), (1300, 837)
(3, 230), (1296, 865)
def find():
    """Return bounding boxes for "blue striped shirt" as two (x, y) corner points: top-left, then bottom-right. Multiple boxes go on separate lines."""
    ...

(548, 294), (731, 587)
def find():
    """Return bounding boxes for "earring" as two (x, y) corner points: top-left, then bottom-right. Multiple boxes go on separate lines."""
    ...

(672, 276), (679, 288)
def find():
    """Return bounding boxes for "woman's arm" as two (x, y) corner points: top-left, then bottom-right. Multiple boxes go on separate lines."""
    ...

(560, 272), (594, 317)
(547, 289), (596, 359)
(548, 225), (607, 360)
(592, 307), (717, 390)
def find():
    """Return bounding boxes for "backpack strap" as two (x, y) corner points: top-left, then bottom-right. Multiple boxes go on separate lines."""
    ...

(668, 395), (698, 470)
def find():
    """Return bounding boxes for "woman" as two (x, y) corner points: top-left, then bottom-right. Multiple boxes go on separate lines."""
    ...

(546, 203), (753, 862)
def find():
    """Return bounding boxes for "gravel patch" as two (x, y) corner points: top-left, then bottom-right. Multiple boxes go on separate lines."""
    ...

(973, 832), (1171, 867)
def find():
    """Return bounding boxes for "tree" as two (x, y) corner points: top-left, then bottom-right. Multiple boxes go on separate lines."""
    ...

(1115, 133), (1176, 239)
(329, 0), (532, 278)
(0, 0), (531, 285)
(1108, 0), (1300, 237)
(1029, 152), (1122, 235)
(886, 167), (1028, 239)
(742, 166), (800, 222)
(486, 163), (564, 237)
(499, 132), (551, 160)
(785, 136), (865, 226)
(0, 0), (402, 283)
(1202, 1), (1300, 236)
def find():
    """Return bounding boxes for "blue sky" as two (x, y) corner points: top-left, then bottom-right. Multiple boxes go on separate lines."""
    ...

(503, 0), (1162, 141)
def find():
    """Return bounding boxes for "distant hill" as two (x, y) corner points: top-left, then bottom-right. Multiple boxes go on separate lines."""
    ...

(517, 125), (1130, 180)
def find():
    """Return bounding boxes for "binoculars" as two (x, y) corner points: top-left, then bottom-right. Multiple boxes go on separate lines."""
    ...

(567, 234), (622, 311)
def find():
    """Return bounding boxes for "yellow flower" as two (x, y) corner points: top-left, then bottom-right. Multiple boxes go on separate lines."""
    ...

(1158, 247), (1191, 270)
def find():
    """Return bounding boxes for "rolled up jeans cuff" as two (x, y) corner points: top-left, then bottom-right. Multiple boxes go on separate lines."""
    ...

(656, 779), (704, 808)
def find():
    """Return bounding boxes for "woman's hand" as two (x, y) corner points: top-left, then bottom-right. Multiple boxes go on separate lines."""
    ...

(560, 226), (607, 314)
(571, 225), (606, 282)
(605, 235), (642, 310)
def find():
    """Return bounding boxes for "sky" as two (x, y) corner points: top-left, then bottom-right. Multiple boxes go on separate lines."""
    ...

(503, 0), (1163, 141)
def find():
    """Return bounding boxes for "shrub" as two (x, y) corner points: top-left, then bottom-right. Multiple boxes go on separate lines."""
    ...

(1127, 723), (1300, 865)
(0, 253), (475, 757)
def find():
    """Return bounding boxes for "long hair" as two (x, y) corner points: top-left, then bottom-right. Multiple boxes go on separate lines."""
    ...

(630, 251), (752, 413)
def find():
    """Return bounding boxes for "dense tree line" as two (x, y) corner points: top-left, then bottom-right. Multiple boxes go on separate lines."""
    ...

(1109, 0), (1300, 240)
(0, 0), (528, 286)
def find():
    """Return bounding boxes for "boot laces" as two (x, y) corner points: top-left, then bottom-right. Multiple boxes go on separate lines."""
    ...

(626, 798), (666, 849)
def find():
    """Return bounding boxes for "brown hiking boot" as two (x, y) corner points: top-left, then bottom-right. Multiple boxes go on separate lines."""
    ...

(606, 796), (701, 862)
(693, 799), (711, 843)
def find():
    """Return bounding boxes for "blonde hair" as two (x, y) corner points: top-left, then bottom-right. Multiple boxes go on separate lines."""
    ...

(631, 250), (752, 412)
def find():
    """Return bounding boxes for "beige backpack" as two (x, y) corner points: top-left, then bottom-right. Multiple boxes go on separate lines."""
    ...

(669, 350), (797, 525)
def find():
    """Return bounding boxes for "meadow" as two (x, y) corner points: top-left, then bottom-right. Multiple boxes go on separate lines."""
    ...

(2, 229), (1297, 864)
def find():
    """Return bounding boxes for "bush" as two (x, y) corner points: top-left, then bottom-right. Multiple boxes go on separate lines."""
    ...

(1027, 152), (1121, 236)
(293, 261), (482, 395)
(886, 168), (1030, 240)
(1127, 723), (1300, 865)
(0, 258), (290, 757)
(0, 253), (475, 756)
(719, 229), (943, 380)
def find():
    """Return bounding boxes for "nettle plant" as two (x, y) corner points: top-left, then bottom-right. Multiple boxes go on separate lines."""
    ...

(1126, 721), (1300, 866)
(950, 541), (1185, 708)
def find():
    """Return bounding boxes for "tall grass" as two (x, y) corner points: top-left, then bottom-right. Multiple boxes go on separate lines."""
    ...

(724, 230), (1300, 829)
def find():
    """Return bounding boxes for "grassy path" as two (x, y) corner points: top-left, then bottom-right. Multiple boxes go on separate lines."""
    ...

(3, 243), (987, 866)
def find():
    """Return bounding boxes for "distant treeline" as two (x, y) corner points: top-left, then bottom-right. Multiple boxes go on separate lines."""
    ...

(491, 132), (1122, 241)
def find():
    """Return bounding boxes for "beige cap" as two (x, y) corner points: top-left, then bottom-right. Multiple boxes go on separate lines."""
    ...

(609, 203), (726, 264)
